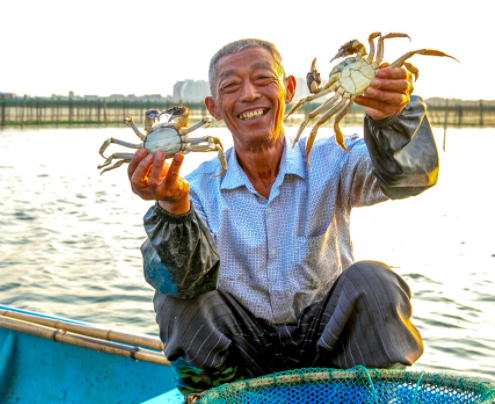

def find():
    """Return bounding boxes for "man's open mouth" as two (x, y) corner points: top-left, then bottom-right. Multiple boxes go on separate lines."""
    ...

(238, 108), (267, 121)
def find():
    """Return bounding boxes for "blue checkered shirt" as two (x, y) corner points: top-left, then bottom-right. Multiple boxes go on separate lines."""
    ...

(142, 96), (438, 324)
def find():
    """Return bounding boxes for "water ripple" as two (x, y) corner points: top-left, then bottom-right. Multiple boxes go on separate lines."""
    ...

(1, 127), (494, 383)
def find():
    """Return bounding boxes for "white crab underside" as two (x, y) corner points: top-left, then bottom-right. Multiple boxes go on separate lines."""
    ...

(145, 126), (184, 158)
(337, 62), (376, 95)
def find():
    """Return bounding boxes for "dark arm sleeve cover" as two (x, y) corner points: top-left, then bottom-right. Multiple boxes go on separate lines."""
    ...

(363, 95), (439, 199)
(140, 203), (220, 298)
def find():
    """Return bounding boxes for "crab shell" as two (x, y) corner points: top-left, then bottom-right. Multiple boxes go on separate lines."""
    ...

(330, 57), (376, 95)
(144, 125), (184, 159)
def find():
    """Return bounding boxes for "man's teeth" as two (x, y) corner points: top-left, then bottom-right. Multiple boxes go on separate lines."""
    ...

(239, 109), (265, 120)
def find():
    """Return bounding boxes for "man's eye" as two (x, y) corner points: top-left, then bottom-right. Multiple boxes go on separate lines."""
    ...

(222, 83), (239, 92)
(256, 77), (273, 85)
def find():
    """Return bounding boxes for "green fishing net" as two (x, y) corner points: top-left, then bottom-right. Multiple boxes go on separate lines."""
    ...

(198, 366), (495, 403)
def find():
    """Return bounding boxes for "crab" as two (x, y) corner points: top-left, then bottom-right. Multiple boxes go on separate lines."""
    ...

(97, 106), (227, 176)
(285, 32), (458, 166)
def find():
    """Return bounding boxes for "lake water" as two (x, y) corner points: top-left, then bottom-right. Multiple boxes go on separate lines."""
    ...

(0, 124), (494, 384)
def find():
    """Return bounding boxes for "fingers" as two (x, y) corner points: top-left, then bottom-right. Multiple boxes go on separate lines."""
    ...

(130, 152), (154, 199)
(357, 65), (415, 120)
(362, 87), (409, 106)
(165, 153), (184, 191)
(148, 150), (168, 188)
(133, 153), (154, 182)
(375, 66), (407, 80)
(127, 148), (148, 181)
(355, 96), (403, 119)
(370, 77), (411, 93)
(158, 153), (190, 215)
(148, 151), (187, 203)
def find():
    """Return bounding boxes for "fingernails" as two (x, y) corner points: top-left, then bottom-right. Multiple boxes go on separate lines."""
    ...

(155, 151), (164, 160)
(175, 152), (184, 163)
(371, 79), (381, 88)
(146, 154), (153, 161)
(376, 71), (386, 78)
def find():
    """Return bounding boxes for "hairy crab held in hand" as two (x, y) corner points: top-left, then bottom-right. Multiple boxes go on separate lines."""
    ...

(97, 106), (227, 176)
(285, 32), (458, 166)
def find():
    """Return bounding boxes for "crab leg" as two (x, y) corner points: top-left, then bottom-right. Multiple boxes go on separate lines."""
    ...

(98, 152), (136, 170)
(285, 80), (340, 118)
(305, 99), (348, 167)
(365, 32), (381, 65)
(124, 116), (146, 141)
(178, 117), (213, 136)
(185, 141), (227, 178)
(403, 62), (420, 82)
(99, 159), (132, 175)
(389, 49), (459, 70)
(292, 93), (342, 148)
(333, 96), (356, 154)
(373, 33), (411, 68)
(99, 138), (143, 159)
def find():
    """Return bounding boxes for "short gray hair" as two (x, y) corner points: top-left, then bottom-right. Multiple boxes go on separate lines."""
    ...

(208, 38), (286, 97)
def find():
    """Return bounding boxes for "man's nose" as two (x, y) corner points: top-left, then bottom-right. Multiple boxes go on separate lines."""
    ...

(239, 80), (260, 102)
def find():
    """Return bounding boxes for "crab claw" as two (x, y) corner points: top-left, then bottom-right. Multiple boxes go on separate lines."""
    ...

(330, 40), (366, 62)
(145, 109), (161, 124)
(306, 58), (322, 94)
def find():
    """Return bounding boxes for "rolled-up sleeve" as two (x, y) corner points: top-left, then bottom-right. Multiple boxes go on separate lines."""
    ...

(363, 95), (439, 200)
(140, 202), (220, 298)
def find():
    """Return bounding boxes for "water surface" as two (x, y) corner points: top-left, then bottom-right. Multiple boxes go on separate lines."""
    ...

(0, 125), (493, 383)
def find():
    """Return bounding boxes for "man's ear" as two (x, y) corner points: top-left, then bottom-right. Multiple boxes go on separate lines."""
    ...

(205, 96), (223, 121)
(284, 75), (297, 104)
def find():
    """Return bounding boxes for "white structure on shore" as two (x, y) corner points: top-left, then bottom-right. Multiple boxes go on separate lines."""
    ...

(173, 80), (210, 102)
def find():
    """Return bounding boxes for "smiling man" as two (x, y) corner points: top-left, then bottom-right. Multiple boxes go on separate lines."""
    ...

(128, 39), (438, 396)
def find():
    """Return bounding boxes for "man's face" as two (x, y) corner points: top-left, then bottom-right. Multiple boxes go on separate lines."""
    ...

(205, 47), (295, 146)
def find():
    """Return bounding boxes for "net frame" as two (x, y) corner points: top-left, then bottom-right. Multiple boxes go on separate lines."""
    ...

(197, 367), (495, 404)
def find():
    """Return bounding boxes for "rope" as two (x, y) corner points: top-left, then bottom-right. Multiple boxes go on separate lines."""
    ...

(354, 366), (379, 404)
(412, 370), (425, 404)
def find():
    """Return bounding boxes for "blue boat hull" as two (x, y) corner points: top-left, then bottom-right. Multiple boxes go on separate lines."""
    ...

(0, 305), (180, 404)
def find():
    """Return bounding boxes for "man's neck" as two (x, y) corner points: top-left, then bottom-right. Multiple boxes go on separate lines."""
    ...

(234, 134), (285, 200)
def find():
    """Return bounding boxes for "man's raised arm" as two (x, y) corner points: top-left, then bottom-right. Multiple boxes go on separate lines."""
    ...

(346, 66), (439, 205)
(128, 149), (220, 298)
(363, 95), (438, 199)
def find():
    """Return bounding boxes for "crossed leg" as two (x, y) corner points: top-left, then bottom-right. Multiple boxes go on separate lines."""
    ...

(153, 261), (423, 396)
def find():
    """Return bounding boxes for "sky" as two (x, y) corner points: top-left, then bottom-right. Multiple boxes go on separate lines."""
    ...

(1, 0), (494, 101)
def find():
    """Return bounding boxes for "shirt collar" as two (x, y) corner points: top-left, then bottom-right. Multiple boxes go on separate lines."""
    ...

(284, 134), (306, 180)
(220, 134), (306, 191)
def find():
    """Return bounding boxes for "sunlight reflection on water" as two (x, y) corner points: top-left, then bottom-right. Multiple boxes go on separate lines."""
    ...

(0, 125), (494, 383)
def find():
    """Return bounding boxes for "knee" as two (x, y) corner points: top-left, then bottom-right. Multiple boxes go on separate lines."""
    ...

(342, 261), (412, 303)
(153, 289), (225, 337)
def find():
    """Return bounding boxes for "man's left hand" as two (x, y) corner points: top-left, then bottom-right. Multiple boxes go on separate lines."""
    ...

(355, 64), (414, 121)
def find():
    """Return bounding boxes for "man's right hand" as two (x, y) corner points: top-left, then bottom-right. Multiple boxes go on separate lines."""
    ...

(128, 148), (191, 215)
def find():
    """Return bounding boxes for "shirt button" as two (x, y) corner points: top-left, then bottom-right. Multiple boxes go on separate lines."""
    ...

(267, 207), (272, 214)
(270, 249), (276, 256)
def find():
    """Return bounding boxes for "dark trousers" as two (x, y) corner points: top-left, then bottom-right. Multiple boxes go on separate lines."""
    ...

(153, 261), (424, 393)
